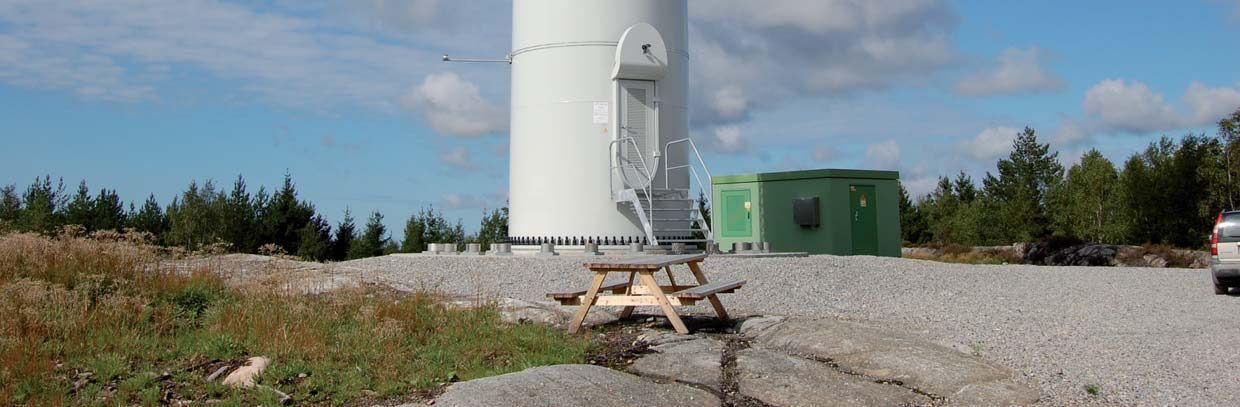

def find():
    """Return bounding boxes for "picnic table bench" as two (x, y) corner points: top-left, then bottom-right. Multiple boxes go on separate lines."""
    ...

(547, 253), (745, 334)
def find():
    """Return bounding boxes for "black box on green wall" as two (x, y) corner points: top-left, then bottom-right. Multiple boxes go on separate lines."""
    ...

(711, 169), (901, 257)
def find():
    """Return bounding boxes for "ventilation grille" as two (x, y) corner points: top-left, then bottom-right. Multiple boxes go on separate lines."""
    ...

(624, 86), (648, 171)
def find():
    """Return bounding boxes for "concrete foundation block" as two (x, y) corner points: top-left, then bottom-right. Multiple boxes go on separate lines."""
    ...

(488, 243), (513, 256)
(671, 243), (687, 254)
(442, 243), (459, 255)
(583, 242), (603, 256)
(537, 243), (559, 257)
(423, 243), (442, 255)
(462, 243), (482, 256)
(629, 242), (645, 255)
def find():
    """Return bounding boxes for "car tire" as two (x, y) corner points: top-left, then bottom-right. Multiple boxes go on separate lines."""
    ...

(1215, 283), (1229, 295)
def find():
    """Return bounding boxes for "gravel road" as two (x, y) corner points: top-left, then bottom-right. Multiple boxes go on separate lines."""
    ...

(344, 254), (1240, 406)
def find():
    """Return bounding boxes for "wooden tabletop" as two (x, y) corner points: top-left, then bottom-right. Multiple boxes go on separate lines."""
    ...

(583, 253), (709, 271)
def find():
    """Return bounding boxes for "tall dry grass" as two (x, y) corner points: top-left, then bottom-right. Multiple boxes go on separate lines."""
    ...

(0, 230), (589, 406)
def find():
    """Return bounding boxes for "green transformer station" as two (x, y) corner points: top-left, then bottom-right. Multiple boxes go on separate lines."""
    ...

(711, 169), (902, 257)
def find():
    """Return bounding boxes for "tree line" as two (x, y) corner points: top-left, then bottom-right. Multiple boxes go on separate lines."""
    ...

(900, 108), (1240, 250)
(0, 173), (508, 261)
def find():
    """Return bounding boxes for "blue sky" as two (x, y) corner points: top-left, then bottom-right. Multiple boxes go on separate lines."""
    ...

(2, 0), (1239, 237)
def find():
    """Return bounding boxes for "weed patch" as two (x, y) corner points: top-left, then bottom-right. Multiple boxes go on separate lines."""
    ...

(0, 232), (589, 405)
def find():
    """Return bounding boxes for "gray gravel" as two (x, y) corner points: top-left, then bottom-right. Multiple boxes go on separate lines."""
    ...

(344, 254), (1240, 406)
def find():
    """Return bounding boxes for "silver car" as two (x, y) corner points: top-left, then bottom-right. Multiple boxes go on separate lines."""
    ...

(1211, 211), (1240, 294)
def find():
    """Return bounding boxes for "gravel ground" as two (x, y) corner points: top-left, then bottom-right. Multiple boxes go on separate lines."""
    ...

(343, 254), (1240, 406)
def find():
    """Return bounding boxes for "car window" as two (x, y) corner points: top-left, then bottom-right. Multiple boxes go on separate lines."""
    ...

(1220, 213), (1240, 243)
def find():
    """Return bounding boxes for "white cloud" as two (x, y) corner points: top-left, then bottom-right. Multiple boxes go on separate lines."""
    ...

(705, 126), (751, 154)
(1052, 118), (1093, 147)
(404, 72), (506, 137)
(1083, 79), (1182, 133)
(865, 140), (901, 170)
(1182, 81), (1240, 126)
(710, 86), (749, 121)
(440, 192), (484, 210)
(956, 46), (1063, 97)
(0, 0), (513, 120)
(688, 0), (957, 126)
(438, 146), (476, 170)
(960, 127), (1019, 160)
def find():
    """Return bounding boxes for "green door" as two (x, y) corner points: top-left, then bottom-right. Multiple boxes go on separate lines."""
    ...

(721, 189), (752, 238)
(850, 185), (878, 255)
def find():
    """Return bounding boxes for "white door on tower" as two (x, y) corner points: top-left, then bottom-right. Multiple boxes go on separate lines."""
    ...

(617, 79), (658, 190)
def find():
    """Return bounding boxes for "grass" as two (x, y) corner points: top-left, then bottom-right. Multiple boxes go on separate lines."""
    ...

(1115, 243), (1201, 268)
(903, 243), (1023, 265)
(0, 230), (590, 406)
(1085, 383), (1102, 396)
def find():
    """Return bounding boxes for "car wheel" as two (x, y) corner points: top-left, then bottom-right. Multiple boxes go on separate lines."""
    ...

(1215, 283), (1229, 295)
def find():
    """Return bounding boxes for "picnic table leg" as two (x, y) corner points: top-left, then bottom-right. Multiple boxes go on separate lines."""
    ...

(639, 271), (689, 334)
(663, 266), (678, 289)
(568, 272), (608, 334)
(687, 261), (730, 321)
(619, 272), (636, 319)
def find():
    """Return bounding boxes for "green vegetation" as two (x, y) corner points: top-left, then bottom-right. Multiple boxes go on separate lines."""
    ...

(1085, 384), (1102, 396)
(0, 232), (589, 405)
(0, 172), (509, 262)
(903, 108), (1240, 250)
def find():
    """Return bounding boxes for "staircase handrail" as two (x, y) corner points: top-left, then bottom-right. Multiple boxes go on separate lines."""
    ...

(663, 138), (714, 240)
(609, 136), (656, 242)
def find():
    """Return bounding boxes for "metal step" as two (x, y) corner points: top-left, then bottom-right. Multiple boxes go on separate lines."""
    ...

(657, 238), (709, 243)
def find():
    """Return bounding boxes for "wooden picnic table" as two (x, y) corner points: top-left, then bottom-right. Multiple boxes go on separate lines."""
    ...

(547, 253), (746, 334)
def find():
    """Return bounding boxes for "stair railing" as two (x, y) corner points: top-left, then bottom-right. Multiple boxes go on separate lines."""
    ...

(609, 136), (657, 243)
(663, 138), (713, 241)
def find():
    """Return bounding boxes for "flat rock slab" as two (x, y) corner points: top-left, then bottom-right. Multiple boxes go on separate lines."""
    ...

(736, 347), (929, 407)
(445, 297), (618, 329)
(431, 364), (718, 407)
(629, 337), (724, 391)
(741, 317), (1038, 405)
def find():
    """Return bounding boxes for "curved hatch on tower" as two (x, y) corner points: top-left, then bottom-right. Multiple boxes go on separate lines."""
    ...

(612, 23), (669, 191)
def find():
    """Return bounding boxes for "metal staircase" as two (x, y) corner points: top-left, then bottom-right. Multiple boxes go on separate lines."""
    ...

(610, 136), (713, 246)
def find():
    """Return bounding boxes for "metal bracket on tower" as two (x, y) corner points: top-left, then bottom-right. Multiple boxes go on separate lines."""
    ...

(442, 54), (512, 64)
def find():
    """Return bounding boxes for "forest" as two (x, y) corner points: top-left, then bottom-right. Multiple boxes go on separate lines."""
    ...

(4, 108), (1238, 259)
(900, 108), (1240, 250)
(0, 173), (508, 261)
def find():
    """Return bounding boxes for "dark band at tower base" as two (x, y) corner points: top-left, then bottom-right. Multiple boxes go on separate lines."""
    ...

(505, 236), (698, 246)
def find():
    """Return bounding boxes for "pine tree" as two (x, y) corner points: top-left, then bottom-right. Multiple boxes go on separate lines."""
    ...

(475, 206), (509, 252)
(18, 176), (65, 234)
(129, 194), (169, 240)
(349, 211), (387, 259)
(222, 175), (258, 253)
(64, 181), (95, 231)
(898, 182), (928, 244)
(259, 173), (314, 253)
(952, 171), (977, 204)
(92, 188), (125, 232)
(924, 176), (958, 243)
(401, 210), (426, 253)
(981, 127), (1064, 242)
(296, 215), (333, 261)
(0, 185), (21, 230)
(330, 209), (356, 261)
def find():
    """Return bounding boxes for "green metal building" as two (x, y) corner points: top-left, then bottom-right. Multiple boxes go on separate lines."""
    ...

(711, 169), (901, 256)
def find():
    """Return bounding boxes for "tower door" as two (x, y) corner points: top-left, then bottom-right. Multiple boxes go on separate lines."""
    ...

(617, 79), (658, 190)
